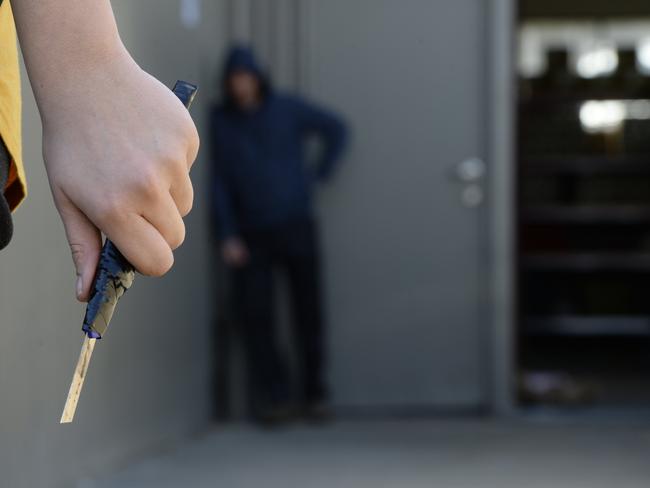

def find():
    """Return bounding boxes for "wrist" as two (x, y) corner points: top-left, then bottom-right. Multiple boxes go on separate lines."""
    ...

(36, 47), (138, 125)
(13, 0), (132, 109)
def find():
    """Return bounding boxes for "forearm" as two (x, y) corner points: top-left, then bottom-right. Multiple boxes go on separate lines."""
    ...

(8, 0), (199, 295)
(317, 120), (348, 179)
(12, 0), (130, 119)
(295, 98), (348, 179)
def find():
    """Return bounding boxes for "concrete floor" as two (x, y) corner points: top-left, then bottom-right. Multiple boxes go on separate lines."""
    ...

(90, 419), (650, 488)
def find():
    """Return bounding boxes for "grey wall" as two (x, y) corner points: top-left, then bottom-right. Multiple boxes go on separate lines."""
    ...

(0, 2), (227, 486)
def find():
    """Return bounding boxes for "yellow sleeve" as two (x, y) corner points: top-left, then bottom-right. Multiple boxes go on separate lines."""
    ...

(0, 0), (26, 211)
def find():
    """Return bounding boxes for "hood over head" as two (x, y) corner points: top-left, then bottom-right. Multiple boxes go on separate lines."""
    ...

(221, 45), (271, 110)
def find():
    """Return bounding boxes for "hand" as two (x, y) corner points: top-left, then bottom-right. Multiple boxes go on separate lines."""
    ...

(41, 53), (200, 301)
(221, 237), (249, 268)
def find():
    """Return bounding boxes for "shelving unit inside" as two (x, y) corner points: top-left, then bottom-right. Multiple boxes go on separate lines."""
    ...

(517, 20), (650, 408)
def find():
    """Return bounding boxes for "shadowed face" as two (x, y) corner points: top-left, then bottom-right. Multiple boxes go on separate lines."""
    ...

(228, 69), (261, 110)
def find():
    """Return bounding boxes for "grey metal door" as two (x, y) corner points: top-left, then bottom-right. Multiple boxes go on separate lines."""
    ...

(303, 0), (488, 409)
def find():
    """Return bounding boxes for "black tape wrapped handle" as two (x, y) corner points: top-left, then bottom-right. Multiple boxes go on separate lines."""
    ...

(82, 81), (198, 339)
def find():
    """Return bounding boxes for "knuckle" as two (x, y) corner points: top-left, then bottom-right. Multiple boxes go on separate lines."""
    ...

(136, 168), (162, 199)
(179, 117), (200, 167)
(168, 156), (187, 178)
(188, 128), (200, 163)
(163, 150), (190, 184)
(172, 150), (190, 171)
(97, 196), (125, 224)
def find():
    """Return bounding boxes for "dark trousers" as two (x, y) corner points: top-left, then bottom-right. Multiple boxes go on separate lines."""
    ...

(234, 218), (326, 413)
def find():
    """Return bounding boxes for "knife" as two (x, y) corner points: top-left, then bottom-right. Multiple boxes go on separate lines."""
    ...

(60, 80), (198, 424)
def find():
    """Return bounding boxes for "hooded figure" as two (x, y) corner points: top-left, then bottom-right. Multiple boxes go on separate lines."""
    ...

(210, 45), (348, 423)
(211, 45), (347, 238)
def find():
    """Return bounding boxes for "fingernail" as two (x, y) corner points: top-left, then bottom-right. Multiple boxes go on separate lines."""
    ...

(76, 275), (83, 299)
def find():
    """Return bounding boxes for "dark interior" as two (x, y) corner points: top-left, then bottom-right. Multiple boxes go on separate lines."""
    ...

(517, 5), (650, 409)
(520, 0), (650, 19)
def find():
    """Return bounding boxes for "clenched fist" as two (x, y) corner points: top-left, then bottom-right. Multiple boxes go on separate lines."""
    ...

(12, 0), (199, 301)
(42, 56), (199, 301)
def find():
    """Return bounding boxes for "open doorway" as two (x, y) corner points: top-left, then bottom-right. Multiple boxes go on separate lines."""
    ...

(517, 1), (650, 410)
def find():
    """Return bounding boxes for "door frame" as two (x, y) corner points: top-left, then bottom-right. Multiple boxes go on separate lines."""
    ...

(487, 0), (517, 414)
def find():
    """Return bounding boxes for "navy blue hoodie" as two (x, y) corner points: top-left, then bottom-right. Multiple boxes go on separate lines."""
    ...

(210, 46), (348, 239)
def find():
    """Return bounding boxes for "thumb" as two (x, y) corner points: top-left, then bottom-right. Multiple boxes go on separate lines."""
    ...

(57, 197), (102, 302)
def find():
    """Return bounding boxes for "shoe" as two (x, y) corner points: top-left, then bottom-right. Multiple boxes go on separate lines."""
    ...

(302, 401), (333, 424)
(519, 371), (599, 406)
(256, 404), (296, 427)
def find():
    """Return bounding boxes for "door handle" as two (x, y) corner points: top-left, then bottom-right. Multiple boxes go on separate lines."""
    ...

(456, 157), (486, 183)
(454, 158), (486, 208)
